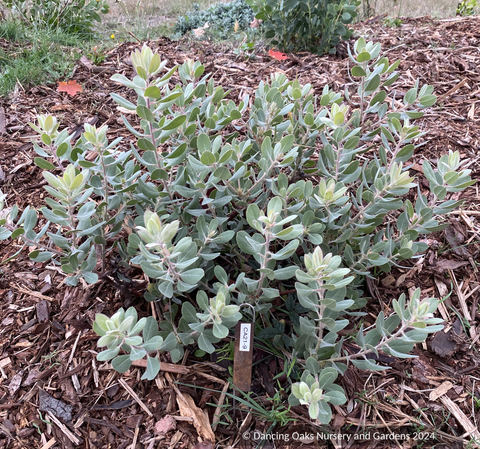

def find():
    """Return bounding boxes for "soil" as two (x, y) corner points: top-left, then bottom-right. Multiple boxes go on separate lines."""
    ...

(0, 15), (480, 449)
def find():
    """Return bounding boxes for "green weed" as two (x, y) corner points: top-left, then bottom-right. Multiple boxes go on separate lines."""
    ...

(0, 20), (97, 97)
(384, 16), (403, 27)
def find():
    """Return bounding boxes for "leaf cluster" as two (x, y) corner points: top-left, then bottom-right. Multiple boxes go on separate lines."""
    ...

(94, 307), (165, 380)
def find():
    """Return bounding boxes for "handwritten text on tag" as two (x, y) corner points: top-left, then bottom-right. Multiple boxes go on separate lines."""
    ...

(240, 323), (251, 352)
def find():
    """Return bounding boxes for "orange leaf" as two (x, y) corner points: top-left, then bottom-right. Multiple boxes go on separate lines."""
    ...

(57, 80), (83, 96)
(268, 49), (289, 61)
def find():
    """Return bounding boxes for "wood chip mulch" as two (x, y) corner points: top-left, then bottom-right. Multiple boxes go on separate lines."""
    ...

(0, 15), (479, 449)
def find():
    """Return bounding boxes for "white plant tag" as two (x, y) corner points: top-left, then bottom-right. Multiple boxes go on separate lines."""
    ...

(239, 323), (251, 352)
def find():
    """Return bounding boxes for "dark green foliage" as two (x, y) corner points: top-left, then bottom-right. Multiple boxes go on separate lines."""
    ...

(174, 0), (255, 39)
(246, 0), (360, 55)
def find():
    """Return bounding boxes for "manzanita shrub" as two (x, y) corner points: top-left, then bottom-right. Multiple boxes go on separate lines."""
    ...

(246, 0), (360, 55)
(0, 39), (474, 423)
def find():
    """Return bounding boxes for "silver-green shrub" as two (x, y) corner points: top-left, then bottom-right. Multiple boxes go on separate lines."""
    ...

(0, 41), (473, 421)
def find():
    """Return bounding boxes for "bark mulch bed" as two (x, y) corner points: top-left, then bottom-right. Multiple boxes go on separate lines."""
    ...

(0, 15), (480, 449)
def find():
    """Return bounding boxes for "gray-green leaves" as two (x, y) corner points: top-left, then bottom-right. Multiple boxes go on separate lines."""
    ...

(3, 41), (474, 428)
(423, 150), (475, 200)
(136, 210), (179, 249)
(185, 289), (242, 353)
(291, 288), (442, 420)
(289, 368), (346, 423)
(94, 307), (164, 380)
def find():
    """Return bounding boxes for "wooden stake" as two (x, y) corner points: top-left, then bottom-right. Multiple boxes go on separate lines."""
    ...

(233, 322), (253, 392)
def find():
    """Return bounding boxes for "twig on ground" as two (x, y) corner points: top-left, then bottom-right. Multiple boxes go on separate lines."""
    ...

(119, 378), (153, 417)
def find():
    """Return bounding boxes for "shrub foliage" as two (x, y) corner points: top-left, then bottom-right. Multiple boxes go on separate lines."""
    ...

(246, 0), (360, 54)
(174, 0), (255, 39)
(0, 39), (474, 423)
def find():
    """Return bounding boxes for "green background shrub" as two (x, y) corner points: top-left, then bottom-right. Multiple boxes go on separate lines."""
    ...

(246, 0), (360, 54)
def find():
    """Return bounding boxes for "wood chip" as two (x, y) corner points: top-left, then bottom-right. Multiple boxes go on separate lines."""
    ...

(0, 357), (11, 369)
(429, 381), (453, 401)
(449, 269), (477, 340)
(176, 392), (215, 442)
(118, 378), (153, 417)
(439, 396), (480, 441)
(79, 56), (94, 70)
(128, 419), (140, 449)
(8, 370), (24, 397)
(438, 78), (469, 102)
(66, 331), (82, 370)
(39, 438), (56, 449)
(47, 412), (81, 445)
(192, 443), (214, 449)
(131, 359), (189, 374)
(212, 381), (229, 431)
(0, 107), (5, 134)
(166, 372), (215, 442)
(195, 371), (226, 385)
(92, 359), (99, 388)
(11, 285), (54, 301)
(435, 259), (469, 272)
(468, 102), (475, 120)
(155, 415), (176, 434)
(168, 430), (184, 449)
(36, 300), (50, 323)
(434, 277), (451, 321)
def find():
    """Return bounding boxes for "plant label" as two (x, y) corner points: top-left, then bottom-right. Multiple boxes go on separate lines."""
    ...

(233, 322), (253, 391)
